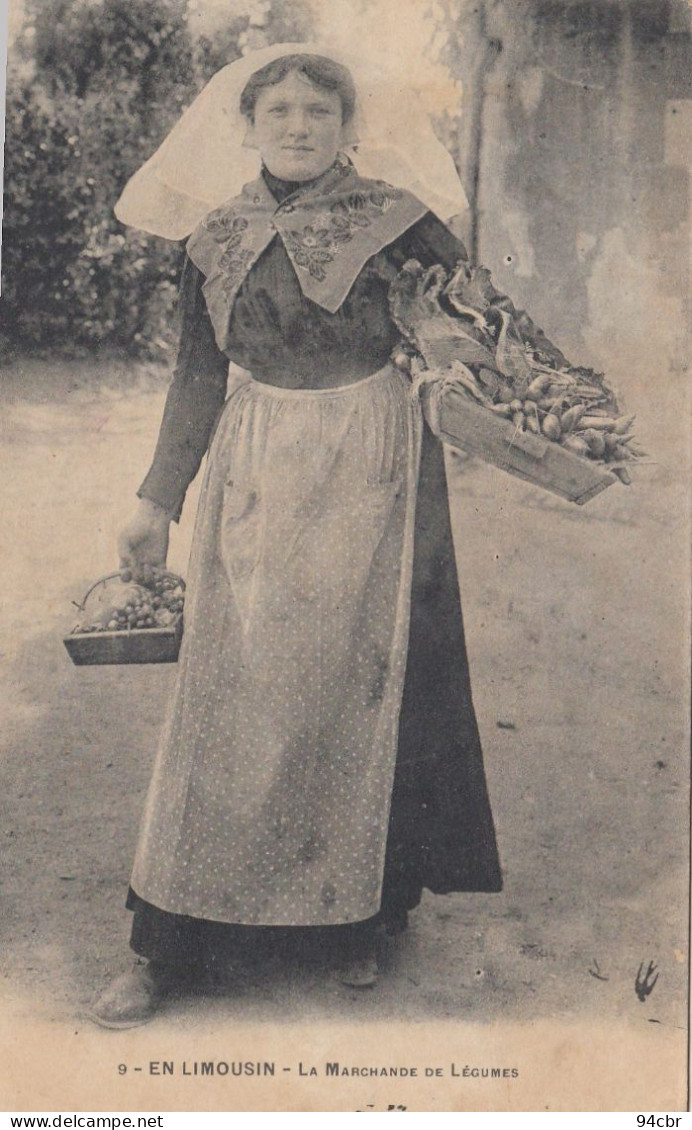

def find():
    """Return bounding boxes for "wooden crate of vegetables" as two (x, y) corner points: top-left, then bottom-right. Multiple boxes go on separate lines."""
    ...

(64, 569), (185, 665)
(427, 385), (619, 504)
(389, 261), (642, 504)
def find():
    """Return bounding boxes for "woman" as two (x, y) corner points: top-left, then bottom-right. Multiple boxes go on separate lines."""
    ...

(90, 44), (506, 1029)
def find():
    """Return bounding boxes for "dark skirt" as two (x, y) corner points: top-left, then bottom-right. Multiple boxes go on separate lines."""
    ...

(129, 427), (502, 964)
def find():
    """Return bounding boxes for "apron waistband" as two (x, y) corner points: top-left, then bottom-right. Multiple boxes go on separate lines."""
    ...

(247, 362), (402, 400)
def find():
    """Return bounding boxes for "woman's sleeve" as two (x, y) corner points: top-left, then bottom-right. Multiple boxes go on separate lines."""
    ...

(389, 210), (471, 273)
(392, 211), (567, 364)
(137, 255), (230, 522)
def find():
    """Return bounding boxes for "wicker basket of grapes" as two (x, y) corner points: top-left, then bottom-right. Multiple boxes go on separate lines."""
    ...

(63, 568), (185, 665)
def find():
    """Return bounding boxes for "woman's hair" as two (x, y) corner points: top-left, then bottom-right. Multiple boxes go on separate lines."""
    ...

(239, 54), (357, 125)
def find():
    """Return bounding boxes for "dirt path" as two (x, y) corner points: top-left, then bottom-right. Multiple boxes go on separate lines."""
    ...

(0, 356), (688, 1105)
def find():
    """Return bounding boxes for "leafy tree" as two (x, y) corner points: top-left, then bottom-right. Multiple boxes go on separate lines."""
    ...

(2, 0), (197, 356)
(193, 0), (313, 79)
(1, 0), (313, 359)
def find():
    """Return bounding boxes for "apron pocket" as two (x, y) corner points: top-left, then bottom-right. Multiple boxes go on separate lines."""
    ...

(359, 476), (404, 546)
(220, 481), (263, 582)
(365, 476), (403, 496)
(325, 476), (404, 599)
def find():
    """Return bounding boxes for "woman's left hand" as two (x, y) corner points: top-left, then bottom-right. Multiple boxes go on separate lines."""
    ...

(117, 498), (171, 583)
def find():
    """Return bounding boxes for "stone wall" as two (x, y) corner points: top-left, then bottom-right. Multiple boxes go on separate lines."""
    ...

(458, 0), (690, 398)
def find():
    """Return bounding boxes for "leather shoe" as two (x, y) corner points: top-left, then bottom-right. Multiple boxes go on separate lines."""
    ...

(336, 929), (379, 988)
(87, 960), (169, 1029)
(337, 952), (379, 987)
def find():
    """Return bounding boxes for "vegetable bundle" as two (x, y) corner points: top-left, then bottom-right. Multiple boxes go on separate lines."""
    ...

(389, 260), (643, 485)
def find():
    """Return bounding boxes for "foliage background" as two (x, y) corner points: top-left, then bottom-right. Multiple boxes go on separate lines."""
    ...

(1, 0), (311, 359)
(2, 0), (688, 371)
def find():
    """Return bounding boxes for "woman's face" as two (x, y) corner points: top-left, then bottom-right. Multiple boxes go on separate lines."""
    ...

(247, 69), (347, 183)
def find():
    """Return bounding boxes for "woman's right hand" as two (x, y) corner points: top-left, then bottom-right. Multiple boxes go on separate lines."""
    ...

(117, 498), (171, 583)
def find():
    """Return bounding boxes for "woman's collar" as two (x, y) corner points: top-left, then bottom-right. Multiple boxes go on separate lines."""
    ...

(190, 153), (428, 330)
(261, 165), (305, 203)
(258, 154), (355, 208)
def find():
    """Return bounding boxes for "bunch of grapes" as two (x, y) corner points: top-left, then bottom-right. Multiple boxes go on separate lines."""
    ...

(74, 569), (185, 633)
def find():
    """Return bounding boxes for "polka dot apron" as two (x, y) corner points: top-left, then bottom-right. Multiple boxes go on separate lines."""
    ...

(130, 364), (423, 926)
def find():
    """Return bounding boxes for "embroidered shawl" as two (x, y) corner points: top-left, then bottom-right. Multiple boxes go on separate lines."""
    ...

(186, 157), (428, 352)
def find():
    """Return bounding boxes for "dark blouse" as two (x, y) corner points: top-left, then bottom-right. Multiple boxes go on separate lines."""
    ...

(138, 170), (557, 521)
(138, 182), (468, 521)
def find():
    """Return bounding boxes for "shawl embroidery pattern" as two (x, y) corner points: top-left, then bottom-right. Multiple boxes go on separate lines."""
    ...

(204, 215), (255, 298)
(188, 159), (428, 341)
(281, 188), (403, 282)
(205, 185), (405, 288)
